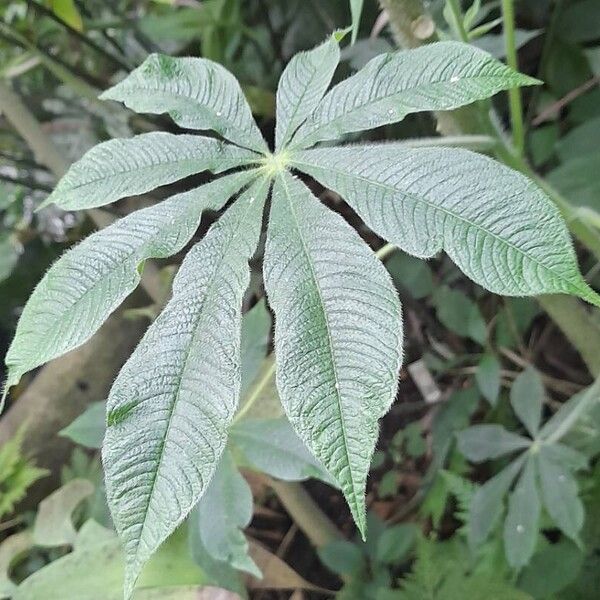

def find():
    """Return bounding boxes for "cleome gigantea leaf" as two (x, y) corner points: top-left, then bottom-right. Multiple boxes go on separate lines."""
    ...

(39, 132), (259, 211)
(263, 172), (403, 535)
(4, 171), (256, 390)
(292, 145), (600, 305)
(100, 53), (267, 153)
(102, 178), (269, 597)
(275, 33), (341, 150)
(288, 41), (540, 149)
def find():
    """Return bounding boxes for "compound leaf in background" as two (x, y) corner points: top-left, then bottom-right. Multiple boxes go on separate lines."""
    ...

(503, 458), (540, 569)
(433, 286), (487, 344)
(537, 448), (584, 542)
(468, 456), (525, 550)
(476, 353), (502, 406)
(4, 171), (255, 391)
(101, 54), (267, 153)
(229, 417), (334, 483)
(457, 424), (530, 462)
(40, 133), (259, 211)
(289, 41), (539, 148)
(275, 34), (340, 149)
(263, 172), (402, 535)
(60, 402), (106, 449)
(103, 180), (268, 598)
(292, 145), (599, 305)
(510, 367), (544, 437)
(240, 299), (271, 397)
(193, 452), (259, 577)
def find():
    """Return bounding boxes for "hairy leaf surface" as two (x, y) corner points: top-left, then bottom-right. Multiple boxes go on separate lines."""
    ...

(101, 54), (267, 153)
(103, 178), (268, 597)
(293, 145), (599, 304)
(41, 133), (259, 210)
(263, 172), (402, 534)
(290, 41), (539, 148)
(275, 35), (340, 149)
(5, 172), (255, 389)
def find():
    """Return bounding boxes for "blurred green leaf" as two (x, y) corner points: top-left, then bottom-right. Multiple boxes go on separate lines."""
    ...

(60, 402), (106, 449)
(476, 353), (501, 406)
(510, 367), (544, 437)
(434, 286), (487, 344)
(318, 539), (365, 576)
(457, 425), (530, 462)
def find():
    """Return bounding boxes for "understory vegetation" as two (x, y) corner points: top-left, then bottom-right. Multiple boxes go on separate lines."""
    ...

(1, 1), (600, 599)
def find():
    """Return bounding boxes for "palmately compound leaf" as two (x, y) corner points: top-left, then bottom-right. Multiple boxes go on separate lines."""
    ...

(510, 366), (545, 437)
(503, 457), (540, 569)
(289, 41), (539, 149)
(468, 455), (525, 550)
(456, 424), (530, 462)
(101, 53), (267, 153)
(292, 145), (600, 305)
(103, 178), (268, 598)
(40, 132), (259, 211)
(263, 172), (403, 535)
(275, 34), (340, 150)
(4, 171), (255, 391)
(537, 448), (584, 542)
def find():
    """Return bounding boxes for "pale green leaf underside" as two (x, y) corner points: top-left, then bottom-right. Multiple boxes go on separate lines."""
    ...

(40, 132), (259, 211)
(195, 451), (259, 576)
(102, 178), (268, 598)
(503, 458), (540, 569)
(101, 53), (267, 153)
(263, 172), (402, 535)
(293, 145), (599, 305)
(289, 41), (539, 149)
(275, 35), (340, 150)
(5, 171), (256, 389)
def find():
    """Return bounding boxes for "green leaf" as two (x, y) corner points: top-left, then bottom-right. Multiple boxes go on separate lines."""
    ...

(4, 171), (255, 390)
(457, 425), (530, 463)
(539, 378), (600, 443)
(102, 179), (268, 598)
(292, 145), (599, 305)
(0, 233), (19, 284)
(289, 41), (539, 149)
(503, 458), (540, 569)
(263, 172), (402, 536)
(468, 456), (525, 550)
(556, 116), (600, 162)
(318, 540), (365, 576)
(537, 448), (584, 542)
(349, 0), (364, 45)
(229, 417), (333, 483)
(60, 402), (106, 449)
(517, 540), (583, 598)
(240, 299), (271, 397)
(433, 286), (487, 343)
(275, 35), (340, 149)
(40, 133), (259, 211)
(385, 252), (434, 299)
(376, 524), (418, 564)
(476, 353), (502, 406)
(33, 479), (94, 548)
(101, 54), (267, 153)
(193, 452), (259, 577)
(510, 367), (544, 437)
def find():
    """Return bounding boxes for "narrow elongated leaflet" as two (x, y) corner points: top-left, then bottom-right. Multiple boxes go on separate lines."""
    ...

(101, 54), (267, 153)
(39, 132), (260, 210)
(293, 145), (600, 305)
(103, 178), (269, 598)
(263, 172), (402, 535)
(289, 41), (540, 149)
(275, 34), (340, 149)
(5, 171), (256, 391)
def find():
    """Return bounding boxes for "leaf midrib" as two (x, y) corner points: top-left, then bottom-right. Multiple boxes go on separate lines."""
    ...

(132, 177), (265, 568)
(277, 173), (361, 517)
(292, 155), (584, 295)
(294, 73), (524, 147)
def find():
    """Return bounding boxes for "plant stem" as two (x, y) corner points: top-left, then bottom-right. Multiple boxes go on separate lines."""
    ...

(501, 0), (525, 156)
(269, 479), (344, 547)
(447, 0), (469, 42)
